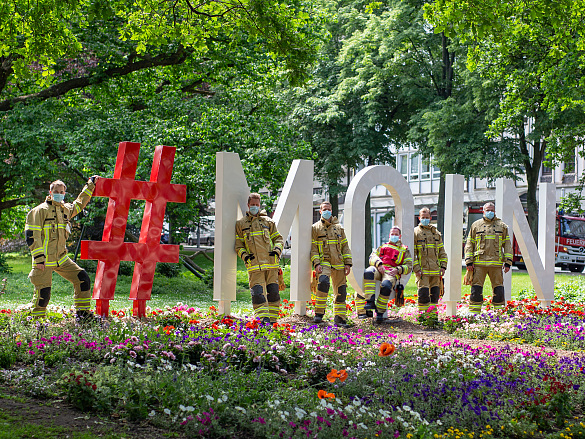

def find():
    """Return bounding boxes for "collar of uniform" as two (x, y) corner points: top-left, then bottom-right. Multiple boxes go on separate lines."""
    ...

(385, 241), (403, 248)
(246, 209), (268, 220)
(483, 216), (497, 223)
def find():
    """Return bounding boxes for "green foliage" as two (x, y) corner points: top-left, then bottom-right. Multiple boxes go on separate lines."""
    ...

(155, 262), (181, 278)
(0, 253), (11, 274)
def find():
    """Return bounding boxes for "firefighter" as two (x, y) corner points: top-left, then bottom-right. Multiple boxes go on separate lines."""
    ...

(310, 201), (352, 328)
(413, 207), (448, 315)
(25, 177), (99, 319)
(363, 226), (412, 323)
(464, 202), (513, 314)
(235, 193), (284, 324)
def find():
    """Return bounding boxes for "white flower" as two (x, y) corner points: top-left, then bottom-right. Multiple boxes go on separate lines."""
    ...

(179, 405), (186, 411)
(235, 407), (247, 414)
(353, 399), (361, 406)
(205, 395), (214, 401)
(149, 410), (156, 417)
(164, 408), (171, 415)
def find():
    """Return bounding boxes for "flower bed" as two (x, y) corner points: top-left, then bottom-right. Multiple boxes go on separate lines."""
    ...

(0, 299), (584, 438)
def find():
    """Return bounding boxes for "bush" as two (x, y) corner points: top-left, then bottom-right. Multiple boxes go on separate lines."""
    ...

(0, 253), (12, 274)
(156, 262), (181, 278)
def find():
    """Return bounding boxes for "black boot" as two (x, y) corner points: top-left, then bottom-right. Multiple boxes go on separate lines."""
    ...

(313, 313), (324, 324)
(364, 295), (377, 311)
(358, 310), (373, 319)
(261, 317), (271, 325)
(334, 315), (352, 328)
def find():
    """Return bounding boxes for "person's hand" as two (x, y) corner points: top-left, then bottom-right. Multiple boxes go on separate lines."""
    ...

(36, 262), (45, 271)
(315, 264), (323, 274)
(244, 254), (255, 263)
(89, 175), (100, 184)
(466, 265), (473, 272)
(440, 268), (446, 276)
(415, 270), (422, 278)
(268, 251), (279, 257)
(377, 265), (385, 275)
(503, 265), (510, 273)
(344, 265), (351, 276)
(388, 268), (398, 276)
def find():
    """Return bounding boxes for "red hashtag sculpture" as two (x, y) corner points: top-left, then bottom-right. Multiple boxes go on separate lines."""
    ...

(80, 142), (186, 317)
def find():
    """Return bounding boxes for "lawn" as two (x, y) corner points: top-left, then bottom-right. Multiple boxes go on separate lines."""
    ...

(0, 252), (577, 316)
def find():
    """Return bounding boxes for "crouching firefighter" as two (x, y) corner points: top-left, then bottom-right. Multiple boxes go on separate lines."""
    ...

(464, 202), (512, 314)
(235, 192), (284, 325)
(413, 207), (448, 315)
(25, 177), (100, 320)
(310, 201), (352, 328)
(363, 226), (412, 323)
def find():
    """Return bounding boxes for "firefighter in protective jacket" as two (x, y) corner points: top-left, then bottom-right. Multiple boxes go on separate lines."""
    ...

(413, 207), (448, 314)
(25, 177), (99, 319)
(363, 226), (412, 323)
(310, 201), (352, 328)
(464, 202), (513, 314)
(235, 193), (284, 324)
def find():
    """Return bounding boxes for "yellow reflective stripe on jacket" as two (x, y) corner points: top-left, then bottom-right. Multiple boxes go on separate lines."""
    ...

(31, 247), (44, 256)
(25, 224), (42, 231)
(331, 264), (345, 270)
(58, 254), (69, 265)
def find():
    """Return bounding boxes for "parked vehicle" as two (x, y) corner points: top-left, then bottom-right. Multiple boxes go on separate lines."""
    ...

(467, 207), (585, 273)
(188, 216), (215, 246)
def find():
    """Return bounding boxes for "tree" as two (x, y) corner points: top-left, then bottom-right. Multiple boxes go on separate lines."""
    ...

(425, 0), (585, 239)
(0, 0), (320, 231)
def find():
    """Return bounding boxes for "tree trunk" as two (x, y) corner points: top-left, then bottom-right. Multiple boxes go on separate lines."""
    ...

(330, 189), (339, 218)
(437, 171), (446, 235)
(519, 129), (546, 242)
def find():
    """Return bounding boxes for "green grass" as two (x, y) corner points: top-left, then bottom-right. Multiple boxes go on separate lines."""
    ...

(0, 252), (577, 314)
(0, 410), (123, 439)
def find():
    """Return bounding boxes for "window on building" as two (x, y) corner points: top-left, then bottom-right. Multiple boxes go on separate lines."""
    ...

(398, 154), (408, 177)
(421, 159), (430, 180)
(565, 152), (576, 174)
(432, 164), (440, 179)
(410, 154), (419, 181)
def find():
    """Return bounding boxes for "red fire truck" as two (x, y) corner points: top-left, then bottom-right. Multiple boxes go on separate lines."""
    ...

(467, 207), (585, 273)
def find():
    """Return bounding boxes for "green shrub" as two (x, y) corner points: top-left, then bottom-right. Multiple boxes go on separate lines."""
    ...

(155, 262), (180, 278)
(0, 253), (12, 274)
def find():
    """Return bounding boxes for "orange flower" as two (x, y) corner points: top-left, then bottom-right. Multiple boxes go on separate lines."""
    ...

(327, 369), (339, 383)
(327, 368), (348, 383)
(318, 390), (335, 399)
(378, 342), (395, 357)
(163, 325), (175, 335)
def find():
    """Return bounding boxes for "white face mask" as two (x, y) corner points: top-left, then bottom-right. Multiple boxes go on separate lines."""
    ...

(484, 211), (495, 220)
(389, 235), (400, 243)
(321, 210), (332, 220)
(420, 218), (431, 226)
(249, 205), (260, 215)
(52, 193), (65, 203)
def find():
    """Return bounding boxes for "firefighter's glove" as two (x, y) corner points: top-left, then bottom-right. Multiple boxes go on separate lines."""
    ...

(244, 254), (255, 263)
(269, 251), (279, 257)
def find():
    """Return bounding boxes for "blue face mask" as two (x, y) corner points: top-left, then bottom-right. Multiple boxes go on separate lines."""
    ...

(484, 211), (495, 220)
(321, 210), (332, 220)
(420, 218), (431, 226)
(389, 235), (400, 244)
(52, 193), (65, 203)
(249, 205), (260, 215)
